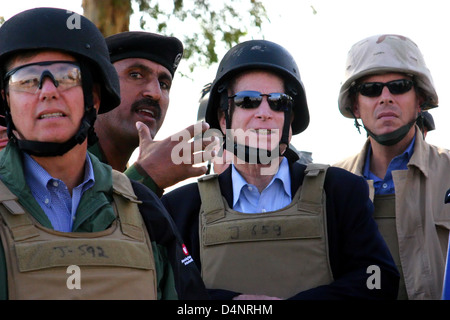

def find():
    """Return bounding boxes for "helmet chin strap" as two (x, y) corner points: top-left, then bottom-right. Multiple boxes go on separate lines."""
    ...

(6, 61), (98, 157)
(363, 118), (417, 146)
(218, 85), (299, 164)
(347, 107), (419, 146)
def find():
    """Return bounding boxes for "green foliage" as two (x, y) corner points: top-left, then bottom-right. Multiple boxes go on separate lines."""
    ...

(134, 0), (268, 72)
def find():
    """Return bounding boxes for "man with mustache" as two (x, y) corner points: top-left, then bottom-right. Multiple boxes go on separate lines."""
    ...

(90, 31), (215, 197)
(334, 34), (450, 299)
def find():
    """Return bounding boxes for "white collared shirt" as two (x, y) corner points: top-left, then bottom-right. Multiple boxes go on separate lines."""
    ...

(232, 157), (291, 213)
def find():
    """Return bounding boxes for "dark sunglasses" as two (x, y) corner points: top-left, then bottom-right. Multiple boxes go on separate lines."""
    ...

(355, 79), (414, 97)
(228, 90), (293, 112)
(5, 60), (82, 94)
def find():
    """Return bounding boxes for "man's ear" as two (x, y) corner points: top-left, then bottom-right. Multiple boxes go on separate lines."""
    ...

(92, 84), (101, 113)
(218, 109), (227, 135)
(417, 95), (424, 112)
(352, 103), (361, 118)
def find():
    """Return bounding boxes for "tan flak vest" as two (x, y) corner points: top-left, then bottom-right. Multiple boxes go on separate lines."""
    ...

(197, 163), (334, 298)
(0, 171), (157, 300)
(373, 194), (407, 300)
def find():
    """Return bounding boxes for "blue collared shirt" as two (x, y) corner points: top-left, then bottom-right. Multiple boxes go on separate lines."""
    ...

(363, 136), (415, 195)
(23, 153), (95, 232)
(232, 157), (291, 213)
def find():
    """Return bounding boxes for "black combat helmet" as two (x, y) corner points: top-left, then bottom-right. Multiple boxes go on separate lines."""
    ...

(205, 39), (309, 135)
(421, 111), (435, 132)
(0, 7), (121, 156)
(205, 40), (308, 163)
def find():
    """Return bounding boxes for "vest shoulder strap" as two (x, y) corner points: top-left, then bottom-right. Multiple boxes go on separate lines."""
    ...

(111, 170), (145, 241)
(197, 174), (225, 223)
(0, 179), (39, 241)
(298, 163), (329, 213)
(0, 179), (25, 214)
(112, 170), (142, 203)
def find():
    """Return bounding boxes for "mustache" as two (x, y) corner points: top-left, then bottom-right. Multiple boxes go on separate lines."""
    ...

(131, 98), (161, 119)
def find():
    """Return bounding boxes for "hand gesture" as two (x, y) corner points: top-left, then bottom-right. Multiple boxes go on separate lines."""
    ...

(134, 121), (218, 190)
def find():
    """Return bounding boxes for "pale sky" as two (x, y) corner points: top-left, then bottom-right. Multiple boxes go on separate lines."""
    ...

(2, 0), (449, 190)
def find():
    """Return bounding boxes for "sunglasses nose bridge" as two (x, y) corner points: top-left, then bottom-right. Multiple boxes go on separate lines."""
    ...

(377, 85), (397, 105)
(255, 95), (275, 113)
(379, 84), (393, 97)
(38, 70), (59, 90)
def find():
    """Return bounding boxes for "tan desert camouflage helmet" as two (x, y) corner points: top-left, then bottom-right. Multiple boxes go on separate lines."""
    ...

(338, 34), (438, 118)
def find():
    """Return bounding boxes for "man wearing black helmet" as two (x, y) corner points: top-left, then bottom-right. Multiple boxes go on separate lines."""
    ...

(0, 7), (208, 300)
(162, 39), (399, 300)
(196, 83), (312, 176)
(89, 31), (216, 197)
(418, 110), (435, 138)
(335, 34), (450, 300)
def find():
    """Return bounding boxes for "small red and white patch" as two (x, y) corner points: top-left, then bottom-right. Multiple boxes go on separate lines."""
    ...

(180, 244), (194, 266)
(182, 244), (189, 256)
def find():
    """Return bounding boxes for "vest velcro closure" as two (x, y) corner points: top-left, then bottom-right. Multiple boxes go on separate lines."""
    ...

(15, 238), (153, 272)
(203, 214), (322, 245)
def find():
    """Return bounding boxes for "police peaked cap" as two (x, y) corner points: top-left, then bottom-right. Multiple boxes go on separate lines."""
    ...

(106, 31), (184, 77)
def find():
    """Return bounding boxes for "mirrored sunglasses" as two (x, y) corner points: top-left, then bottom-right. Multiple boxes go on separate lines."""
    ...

(228, 90), (293, 112)
(356, 79), (414, 97)
(5, 61), (82, 93)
